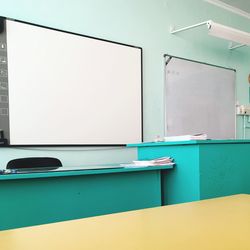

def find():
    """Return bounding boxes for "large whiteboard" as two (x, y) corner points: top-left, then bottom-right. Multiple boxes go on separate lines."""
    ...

(6, 19), (142, 145)
(164, 56), (236, 139)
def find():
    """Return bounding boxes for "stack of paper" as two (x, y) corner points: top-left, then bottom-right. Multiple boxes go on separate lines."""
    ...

(164, 133), (207, 142)
(120, 157), (174, 168)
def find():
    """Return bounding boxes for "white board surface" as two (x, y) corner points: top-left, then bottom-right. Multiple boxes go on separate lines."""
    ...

(6, 20), (142, 145)
(165, 56), (236, 139)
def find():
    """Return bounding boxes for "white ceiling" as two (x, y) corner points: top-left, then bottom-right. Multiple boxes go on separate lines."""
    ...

(205, 0), (250, 19)
(219, 0), (250, 14)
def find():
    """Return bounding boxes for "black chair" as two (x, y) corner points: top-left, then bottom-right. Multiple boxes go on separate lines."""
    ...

(6, 157), (62, 170)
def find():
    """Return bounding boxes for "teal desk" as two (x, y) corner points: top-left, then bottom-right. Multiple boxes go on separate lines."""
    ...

(129, 140), (250, 205)
(0, 165), (172, 230)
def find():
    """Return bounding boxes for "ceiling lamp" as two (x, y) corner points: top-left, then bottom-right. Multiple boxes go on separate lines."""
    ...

(170, 20), (250, 50)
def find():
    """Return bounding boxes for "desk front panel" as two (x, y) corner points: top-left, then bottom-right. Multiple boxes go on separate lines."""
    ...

(0, 169), (162, 230)
(138, 144), (200, 204)
(200, 143), (250, 199)
(136, 141), (250, 205)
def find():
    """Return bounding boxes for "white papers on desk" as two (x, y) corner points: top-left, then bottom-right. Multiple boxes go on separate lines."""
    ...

(120, 157), (174, 168)
(164, 133), (207, 142)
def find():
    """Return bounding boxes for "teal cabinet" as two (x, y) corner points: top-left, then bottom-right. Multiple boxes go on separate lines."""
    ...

(0, 166), (171, 230)
(129, 140), (250, 205)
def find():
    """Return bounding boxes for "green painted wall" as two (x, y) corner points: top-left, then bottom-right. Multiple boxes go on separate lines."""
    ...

(0, 0), (249, 167)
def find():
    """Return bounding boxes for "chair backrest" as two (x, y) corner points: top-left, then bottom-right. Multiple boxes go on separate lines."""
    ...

(6, 157), (62, 170)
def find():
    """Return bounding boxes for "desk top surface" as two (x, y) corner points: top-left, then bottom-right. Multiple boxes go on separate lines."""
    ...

(1, 194), (249, 250)
(128, 139), (250, 147)
(0, 164), (172, 180)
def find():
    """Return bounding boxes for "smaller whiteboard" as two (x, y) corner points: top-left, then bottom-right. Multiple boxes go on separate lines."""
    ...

(164, 56), (236, 139)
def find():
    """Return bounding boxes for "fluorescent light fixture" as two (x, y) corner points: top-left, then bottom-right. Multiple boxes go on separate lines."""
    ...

(208, 21), (250, 45)
(170, 20), (250, 49)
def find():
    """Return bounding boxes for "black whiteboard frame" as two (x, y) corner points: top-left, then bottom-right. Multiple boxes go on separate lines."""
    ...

(164, 54), (236, 72)
(0, 16), (143, 147)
